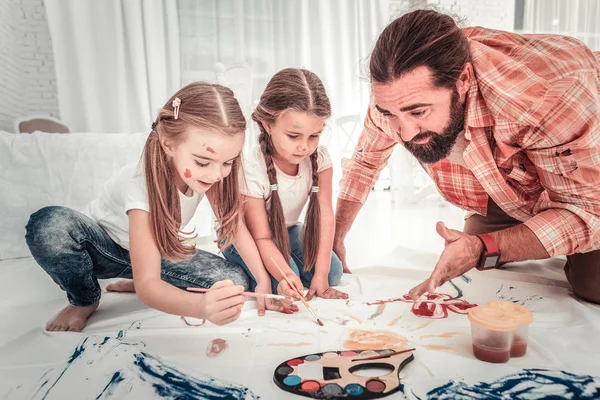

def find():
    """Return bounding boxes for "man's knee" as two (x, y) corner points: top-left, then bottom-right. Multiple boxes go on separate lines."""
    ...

(565, 252), (600, 304)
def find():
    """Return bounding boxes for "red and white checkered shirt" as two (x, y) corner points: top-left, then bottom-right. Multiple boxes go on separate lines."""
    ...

(340, 27), (600, 257)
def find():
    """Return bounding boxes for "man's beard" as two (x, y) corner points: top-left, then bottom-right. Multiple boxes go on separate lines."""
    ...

(403, 89), (465, 164)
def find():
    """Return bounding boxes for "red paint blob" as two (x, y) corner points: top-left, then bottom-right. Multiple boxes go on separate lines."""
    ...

(472, 344), (510, 363)
(366, 379), (386, 393)
(288, 358), (304, 367)
(206, 338), (228, 358)
(301, 381), (320, 392)
(396, 293), (477, 319)
(184, 168), (192, 178)
(206, 146), (217, 155)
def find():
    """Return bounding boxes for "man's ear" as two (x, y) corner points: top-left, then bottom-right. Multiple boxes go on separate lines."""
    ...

(456, 62), (473, 102)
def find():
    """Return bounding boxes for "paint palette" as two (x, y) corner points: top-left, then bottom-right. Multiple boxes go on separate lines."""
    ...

(273, 349), (415, 399)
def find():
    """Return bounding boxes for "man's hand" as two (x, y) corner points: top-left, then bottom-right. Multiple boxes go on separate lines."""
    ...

(408, 222), (483, 300)
(333, 239), (352, 274)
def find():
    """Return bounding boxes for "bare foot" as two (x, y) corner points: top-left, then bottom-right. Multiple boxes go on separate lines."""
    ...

(46, 302), (99, 332)
(106, 279), (135, 293)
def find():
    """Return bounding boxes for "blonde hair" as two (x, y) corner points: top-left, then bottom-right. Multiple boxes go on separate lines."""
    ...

(252, 68), (331, 271)
(144, 82), (246, 260)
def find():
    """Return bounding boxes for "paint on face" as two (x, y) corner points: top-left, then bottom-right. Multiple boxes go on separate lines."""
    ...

(184, 169), (192, 178)
(206, 146), (216, 155)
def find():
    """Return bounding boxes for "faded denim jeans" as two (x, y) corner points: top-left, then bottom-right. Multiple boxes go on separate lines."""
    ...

(223, 223), (343, 293)
(25, 206), (249, 307)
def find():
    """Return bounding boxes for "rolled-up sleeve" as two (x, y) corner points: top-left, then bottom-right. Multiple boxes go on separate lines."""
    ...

(339, 107), (397, 204)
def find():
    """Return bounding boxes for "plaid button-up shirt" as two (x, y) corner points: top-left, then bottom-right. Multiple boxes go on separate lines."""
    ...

(339, 27), (600, 257)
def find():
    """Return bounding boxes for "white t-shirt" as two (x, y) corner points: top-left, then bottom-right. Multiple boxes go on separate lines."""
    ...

(83, 162), (203, 250)
(241, 146), (332, 227)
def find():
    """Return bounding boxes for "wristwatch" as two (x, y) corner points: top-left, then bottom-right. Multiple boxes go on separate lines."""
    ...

(476, 233), (501, 270)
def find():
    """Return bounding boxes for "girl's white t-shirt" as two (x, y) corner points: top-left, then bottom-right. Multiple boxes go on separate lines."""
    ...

(83, 163), (203, 250)
(241, 146), (332, 227)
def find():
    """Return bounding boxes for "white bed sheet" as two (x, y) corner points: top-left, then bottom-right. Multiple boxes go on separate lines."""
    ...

(1, 250), (599, 399)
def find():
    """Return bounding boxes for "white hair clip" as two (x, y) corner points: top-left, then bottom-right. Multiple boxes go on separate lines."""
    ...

(172, 97), (181, 120)
(270, 184), (279, 191)
(311, 186), (320, 193)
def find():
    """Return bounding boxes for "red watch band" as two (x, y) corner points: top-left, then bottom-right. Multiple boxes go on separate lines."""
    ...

(477, 233), (499, 254)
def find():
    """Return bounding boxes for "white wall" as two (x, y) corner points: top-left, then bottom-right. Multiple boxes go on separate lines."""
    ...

(0, 0), (59, 132)
(428, 0), (516, 30)
(0, 1), (24, 132)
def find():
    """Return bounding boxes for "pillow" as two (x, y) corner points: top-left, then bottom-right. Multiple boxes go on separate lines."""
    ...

(0, 131), (148, 260)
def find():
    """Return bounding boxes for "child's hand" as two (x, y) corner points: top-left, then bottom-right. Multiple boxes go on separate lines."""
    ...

(254, 280), (271, 316)
(277, 274), (304, 304)
(255, 281), (299, 315)
(201, 280), (246, 325)
(306, 276), (349, 301)
(267, 298), (300, 314)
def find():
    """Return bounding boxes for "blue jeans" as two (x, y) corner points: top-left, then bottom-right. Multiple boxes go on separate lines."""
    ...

(223, 223), (343, 293)
(25, 206), (250, 307)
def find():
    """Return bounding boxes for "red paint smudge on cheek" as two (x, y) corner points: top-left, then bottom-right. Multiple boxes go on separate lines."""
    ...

(206, 147), (217, 155)
(184, 169), (192, 178)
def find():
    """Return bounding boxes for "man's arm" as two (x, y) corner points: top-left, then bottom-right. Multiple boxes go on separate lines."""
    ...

(522, 75), (600, 257)
(334, 105), (398, 272)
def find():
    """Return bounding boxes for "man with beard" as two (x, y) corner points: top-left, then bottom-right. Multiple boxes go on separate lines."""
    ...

(334, 9), (600, 303)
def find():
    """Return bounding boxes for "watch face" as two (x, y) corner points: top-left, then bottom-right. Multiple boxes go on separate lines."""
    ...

(482, 254), (500, 269)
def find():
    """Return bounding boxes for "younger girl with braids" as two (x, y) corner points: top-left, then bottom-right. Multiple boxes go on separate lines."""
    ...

(26, 82), (279, 332)
(224, 68), (348, 301)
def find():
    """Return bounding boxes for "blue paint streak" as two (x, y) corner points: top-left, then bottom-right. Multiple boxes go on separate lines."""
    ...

(95, 372), (124, 399)
(419, 369), (600, 399)
(133, 353), (258, 399)
(448, 280), (463, 299)
(459, 274), (472, 283)
(38, 337), (90, 399)
(31, 336), (258, 400)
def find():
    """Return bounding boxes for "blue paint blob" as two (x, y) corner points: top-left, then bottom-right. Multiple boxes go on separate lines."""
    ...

(283, 375), (302, 386)
(401, 369), (600, 400)
(95, 371), (124, 399)
(345, 383), (365, 396)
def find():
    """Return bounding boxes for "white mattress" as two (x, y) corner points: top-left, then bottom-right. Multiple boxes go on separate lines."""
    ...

(1, 249), (599, 399)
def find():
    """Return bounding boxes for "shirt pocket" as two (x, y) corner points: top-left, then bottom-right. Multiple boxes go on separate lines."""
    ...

(501, 153), (539, 186)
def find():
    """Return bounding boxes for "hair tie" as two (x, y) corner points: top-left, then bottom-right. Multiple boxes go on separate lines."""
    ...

(151, 122), (157, 130)
(270, 184), (279, 191)
(172, 97), (181, 120)
(311, 186), (320, 193)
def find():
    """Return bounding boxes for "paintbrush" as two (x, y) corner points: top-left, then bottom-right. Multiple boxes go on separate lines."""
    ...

(270, 256), (324, 326)
(351, 348), (416, 362)
(186, 287), (289, 300)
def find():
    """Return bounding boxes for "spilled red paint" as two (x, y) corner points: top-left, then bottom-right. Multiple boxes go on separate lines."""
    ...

(206, 338), (228, 357)
(206, 146), (217, 155)
(366, 293), (477, 319)
(184, 168), (192, 178)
